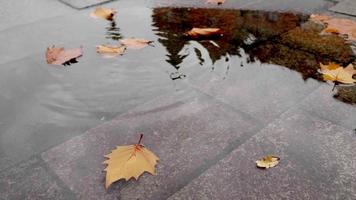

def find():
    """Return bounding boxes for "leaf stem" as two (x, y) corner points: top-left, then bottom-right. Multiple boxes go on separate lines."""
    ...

(137, 134), (143, 145)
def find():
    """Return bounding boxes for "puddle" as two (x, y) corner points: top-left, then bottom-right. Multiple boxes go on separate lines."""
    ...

(151, 7), (356, 104)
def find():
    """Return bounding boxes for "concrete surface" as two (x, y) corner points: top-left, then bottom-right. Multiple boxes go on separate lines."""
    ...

(0, 0), (355, 199)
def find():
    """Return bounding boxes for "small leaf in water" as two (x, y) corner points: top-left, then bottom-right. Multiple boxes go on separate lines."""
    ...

(90, 7), (116, 21)
(185, 28), (223, 40)
(319, 63), (356, 84)
(96, 44), (126, 58)
(45, 45), (83, 66)
(120, 38), (154, 49)
(256, 155), (280, 169)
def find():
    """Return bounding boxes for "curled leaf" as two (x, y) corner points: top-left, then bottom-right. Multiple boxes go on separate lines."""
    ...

(120, 38), (153, 49)
(256, 155), (280, 169)
(185, 28), (223, 39)
(96, 44), (126, 58)
(90, 7), (116, 20)
(104, 134), (159, 188)
(46, 45), (83, 65)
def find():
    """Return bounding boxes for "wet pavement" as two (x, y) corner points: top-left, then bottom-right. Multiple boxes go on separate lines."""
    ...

(0, 0), (356, 199)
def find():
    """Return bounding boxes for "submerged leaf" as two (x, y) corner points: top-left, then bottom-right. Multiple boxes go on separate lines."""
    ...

(90, 7), (116, 20)
(185, 28), (223, 39)
(46, 45), (83, 65)
(96, 44), (126, 58)
(104, 134), (159, 188)
(256, 155), (280, 169)
(120, 38), (153, 49)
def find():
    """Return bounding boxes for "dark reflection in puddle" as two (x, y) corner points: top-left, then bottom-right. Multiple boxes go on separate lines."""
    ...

(106, 20), (123, 41)
(151, 7), (356, 105)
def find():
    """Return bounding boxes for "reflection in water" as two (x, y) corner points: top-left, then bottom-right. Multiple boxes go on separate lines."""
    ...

(106, 20), (123, 41)
(152, 7), (356, 105)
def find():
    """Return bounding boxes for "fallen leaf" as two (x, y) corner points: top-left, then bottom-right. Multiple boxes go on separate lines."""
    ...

(256, 155), (280, 169)
(96, 44), (126, 58)
(206, 0), (226, 5)
(90, 7), (116, 20)
(310, 14), (356, 41)
(319, 63), (356, 84)
(104, 134), (159, 188)
(46, 45), (83, 65)
(185, 28), (223, 39)
(120, 38), (153, 49)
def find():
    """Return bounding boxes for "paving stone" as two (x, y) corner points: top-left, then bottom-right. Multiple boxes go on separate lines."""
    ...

(329, 0), (356, 17)
(187, 55), (321, 125)
(0, 157), (75, 200)
(0, 0), (73, 32)
(149, 0), (330, 13)
(300, 84), (356, 130)
(42, 89), (262, 200)
(0, 52), (178, 171)
(59, 0), (117, 9)
(169, 109), (356, 200)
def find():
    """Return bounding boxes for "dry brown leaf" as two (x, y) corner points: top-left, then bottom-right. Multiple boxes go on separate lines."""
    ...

(46, 45), (83, 65)
(104, 134), (159, 188)
(185, 28), (223, 39)
(206, 0), (226, 5)
(90, 7), (116, 20)
(120, 38), (153, 49)
(319, 63), (356, 84)
(96, 44), (126, 58)
(310, 14), (356, 41)
(256, 155), (280, 169)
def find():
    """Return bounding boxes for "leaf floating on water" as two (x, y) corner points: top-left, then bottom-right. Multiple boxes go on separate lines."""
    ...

(46, 45), (83, 65)
(185, 28), (223, 39)
(310, 14), (356, 41)
(319, 63), (356, 84)
(90, 7), (116, 20)
(96, 44), (126, 58)
(104, 134), (159, 188)
(206, 0), (226, 5)
(120, 38), (153, 49)
(256, 155), (280, 169)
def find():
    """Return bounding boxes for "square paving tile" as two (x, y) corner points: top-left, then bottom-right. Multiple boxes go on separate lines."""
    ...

(59, 0), (116, 9)
(329, 0), (356, 17)
(0, 157), (75, 200)
(187, 55), (321, 125)
(169, 109), (356, 200)
(300, 84), (356, 130)
(42, 89), (262, 200)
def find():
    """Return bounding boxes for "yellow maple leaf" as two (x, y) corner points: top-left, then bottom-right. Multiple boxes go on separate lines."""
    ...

(319, 63), (356, 84)
(103, 134), (159, 188)
(90, 7), (116, 20)
(96, 45), (126, 58)
(256, 155), (280, 169)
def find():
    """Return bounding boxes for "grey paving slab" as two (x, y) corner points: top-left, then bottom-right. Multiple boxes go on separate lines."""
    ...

(169, 108), (356, 200)
(0, 157), (75, 200)
(300, 84), (356, 130)
(0, 48), (179, 171)
(59, 0), (117, 9)
(149, 0), (331, 13)
(42, 89), (262, 200)
(329, 0), (356, 17)
(186, 55), (321, 125)
(0, 0), (73, 32)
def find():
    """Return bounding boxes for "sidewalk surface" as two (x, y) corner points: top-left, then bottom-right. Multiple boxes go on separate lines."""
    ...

(0, 0), (355, 199)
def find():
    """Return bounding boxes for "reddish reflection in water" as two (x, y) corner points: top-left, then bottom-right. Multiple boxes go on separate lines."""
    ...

(152, 7), (356, 104)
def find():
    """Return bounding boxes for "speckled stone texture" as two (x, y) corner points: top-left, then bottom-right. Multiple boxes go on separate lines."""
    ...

(0, 157), (75, 200)
(59, 0), (116, 9)
(329, 0), (356, 17)
(300, 84), (356, 130)
(187, 56), (321, 125)
(42, 89), (262, 200)
(169, 109), (356, 200)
